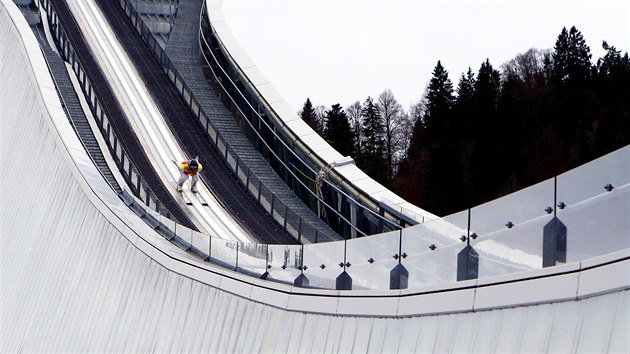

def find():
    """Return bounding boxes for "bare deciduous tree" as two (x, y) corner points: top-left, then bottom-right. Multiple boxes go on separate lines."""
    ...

(315, 104), (328, 135)
(395, 109), (415, 172)
(346, 100), (363, 157)
(501, 48), (550, 87)
(378, 89), (408, 181)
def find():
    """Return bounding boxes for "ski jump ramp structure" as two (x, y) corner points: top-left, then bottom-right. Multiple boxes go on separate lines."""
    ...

(1, 0), (629, 352)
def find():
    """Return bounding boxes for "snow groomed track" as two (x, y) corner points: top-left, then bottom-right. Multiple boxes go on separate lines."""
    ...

(63, 0), (254, 243)
(1, 0), (629, 352)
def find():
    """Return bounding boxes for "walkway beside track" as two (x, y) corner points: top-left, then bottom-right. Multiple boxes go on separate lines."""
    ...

(33, 25), (123, 196)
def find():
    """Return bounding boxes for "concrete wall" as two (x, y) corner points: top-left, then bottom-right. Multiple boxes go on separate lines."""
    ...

(1, 1), (628, 352)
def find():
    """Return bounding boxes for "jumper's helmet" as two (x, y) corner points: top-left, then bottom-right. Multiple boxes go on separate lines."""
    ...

(188, 159), (199, 171)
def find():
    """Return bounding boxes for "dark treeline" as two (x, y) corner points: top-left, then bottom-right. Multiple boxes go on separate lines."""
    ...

(299, 26), (630, 216)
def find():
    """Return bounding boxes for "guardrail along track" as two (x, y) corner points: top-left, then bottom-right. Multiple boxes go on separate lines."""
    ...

(32, 25), (123, 196)
(46, 0), (196, 229)
(95, 0), (314, 244)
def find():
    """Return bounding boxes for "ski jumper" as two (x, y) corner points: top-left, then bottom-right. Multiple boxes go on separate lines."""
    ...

(176, 160), (203, 192)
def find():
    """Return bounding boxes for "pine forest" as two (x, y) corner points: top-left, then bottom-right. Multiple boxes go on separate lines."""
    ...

(298, 27), (630, 216)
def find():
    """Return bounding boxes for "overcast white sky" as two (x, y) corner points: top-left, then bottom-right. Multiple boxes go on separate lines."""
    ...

(222, 0), (630, 112)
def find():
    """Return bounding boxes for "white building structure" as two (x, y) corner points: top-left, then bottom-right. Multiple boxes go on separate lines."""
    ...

(1, 1), (628, 352)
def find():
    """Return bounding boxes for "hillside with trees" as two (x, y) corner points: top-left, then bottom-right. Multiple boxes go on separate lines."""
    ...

(299, 26), (630, 216)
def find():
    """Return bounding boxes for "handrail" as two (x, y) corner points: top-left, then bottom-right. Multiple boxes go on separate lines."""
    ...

(197, 1), (403, 233)
(37, 33), (121, 195)
(117, 144), (630, 291)
(197, 23), (373, 238)
(40, 0), (178, 223)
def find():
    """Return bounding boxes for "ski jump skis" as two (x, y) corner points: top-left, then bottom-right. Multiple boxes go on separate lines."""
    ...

(196, 194), (209, 206)
(172, 158), (208, 206)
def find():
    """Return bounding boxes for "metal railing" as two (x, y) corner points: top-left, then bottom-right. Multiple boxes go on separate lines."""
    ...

(196, 2), (406, 237)
(37, 30), (121, 196)
(41, 0), (174, 220)
(122, 145), (630, 290)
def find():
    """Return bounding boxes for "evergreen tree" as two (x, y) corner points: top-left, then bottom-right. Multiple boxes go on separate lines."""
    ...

(549, 26), (596, 163)
(423, 61), (460, 213)
(596, 41), (630, 80)
(423, 61), (455, 134)
(360, 97), (385, 157)
(456, 68), (476, 106)
(454, 68), (477, 202)
(396, 61), (459, 213)
(323, 104), (354, 157)
(299, 98), (322, 134)
(594, 41), (630, 154)
(455, 67), (477, 140)
(552, 26), (592, 85)
(496, 71), (528, 195)
(394, 28), (630, 216)
(467, 59), (502, 202)
(475, 59), (502, 117)
(358, 97), (388, 184)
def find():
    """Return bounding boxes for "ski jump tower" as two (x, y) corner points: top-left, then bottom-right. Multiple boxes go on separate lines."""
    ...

(1, 0), (628, 352)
